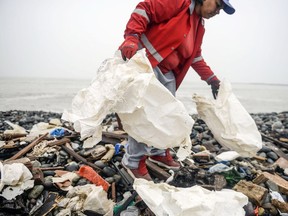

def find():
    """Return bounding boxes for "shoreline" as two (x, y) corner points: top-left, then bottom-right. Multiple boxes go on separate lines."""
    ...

(1, 109), (288, 130)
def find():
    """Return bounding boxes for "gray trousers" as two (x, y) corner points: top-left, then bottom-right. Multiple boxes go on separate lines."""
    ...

(122, 67), (176, 169)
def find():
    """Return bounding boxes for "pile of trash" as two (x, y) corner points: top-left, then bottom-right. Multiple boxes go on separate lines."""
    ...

(0, 110), (288, 216)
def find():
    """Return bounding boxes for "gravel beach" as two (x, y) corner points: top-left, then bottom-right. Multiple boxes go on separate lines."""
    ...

(0, 110), (287, 216)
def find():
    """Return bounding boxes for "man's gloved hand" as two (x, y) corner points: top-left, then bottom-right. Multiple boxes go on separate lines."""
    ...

(208, 77), (220, 99)
(119, 35), (139, 61)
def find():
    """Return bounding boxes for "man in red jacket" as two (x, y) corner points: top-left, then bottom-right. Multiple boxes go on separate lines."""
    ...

(119, 0), (235, 180)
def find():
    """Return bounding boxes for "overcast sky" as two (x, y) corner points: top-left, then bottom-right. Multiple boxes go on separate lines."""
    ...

(0, 0), (287, 84)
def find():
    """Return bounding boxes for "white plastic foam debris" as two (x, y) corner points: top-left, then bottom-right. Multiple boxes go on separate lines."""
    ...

(215, 151), (241, 162)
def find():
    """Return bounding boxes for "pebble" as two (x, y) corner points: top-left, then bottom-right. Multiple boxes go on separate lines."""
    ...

(71, 142), (80, 151)
(258, 152), (267, 158)
(267, 151), (278, 160)
(65, 161), (79, 172)
(1, 110), (288, 216)
(31, 160), (42, 168)
(76, 178), (89, 186)
(243, 202), (255, 216)
(43, 170), (55, 177)
(262, 194), (271, 204)
(258, 207), (265, 216)
(271, 121), (283, 130)
(259, 146), (271, 153)
(72, 175), (81, 185)
(28, 185), (44, 199)
(43, 176), (54, 188)
(194, 126), (204, 133)
(103, 166), (117, 177)
(105, 177), (115, 184)
(113, 174), (122, 184)
(265, 180), (279, 192)
(94, 160), (107, 169)
(59, 150), (68, 157)
(29, 198), (37, 205)
(41, 163), (53, 168)
(267, 158), (275, 164)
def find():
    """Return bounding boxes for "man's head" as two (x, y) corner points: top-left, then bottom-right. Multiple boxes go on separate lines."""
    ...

(195, 0), (235, 19)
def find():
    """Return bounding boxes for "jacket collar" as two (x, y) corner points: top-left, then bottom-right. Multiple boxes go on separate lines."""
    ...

(189, 0), (195, 15)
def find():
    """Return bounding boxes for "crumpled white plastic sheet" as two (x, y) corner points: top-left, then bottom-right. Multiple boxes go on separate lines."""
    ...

(215, 151), (240, 162)
(57, 184), (114, 216)
(193, 79), (262, 157)
(133, 178), (248, 216)
(62, 49), (194, 159)
(0, 162), (34, 200)
(4, 121), (27, 135)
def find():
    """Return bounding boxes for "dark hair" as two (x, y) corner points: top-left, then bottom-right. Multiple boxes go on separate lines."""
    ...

(195, 0), (203, 5)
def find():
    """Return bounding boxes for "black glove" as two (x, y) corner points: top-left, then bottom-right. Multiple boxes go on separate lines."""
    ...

(209, 78), (220, 99)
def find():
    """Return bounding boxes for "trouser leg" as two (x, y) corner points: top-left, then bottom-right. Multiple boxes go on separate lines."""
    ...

(122, 68), (176, 169)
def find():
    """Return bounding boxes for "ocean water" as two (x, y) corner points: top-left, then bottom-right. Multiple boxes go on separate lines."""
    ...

(0, 77), (287, 114)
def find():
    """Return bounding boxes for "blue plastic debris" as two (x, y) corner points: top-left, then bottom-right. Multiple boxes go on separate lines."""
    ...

(114, 143), (124, 155)
(50, 128), (65, 138)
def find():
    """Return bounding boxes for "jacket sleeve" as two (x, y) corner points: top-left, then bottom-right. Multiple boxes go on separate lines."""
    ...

(124, 0), (188, 37)
(191, 48), (217, 84)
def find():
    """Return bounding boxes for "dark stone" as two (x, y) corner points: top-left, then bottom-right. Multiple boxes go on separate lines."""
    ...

(102, 166), (117, 177)
(65, 161), (79, 172)
(267, 152), (278, 160)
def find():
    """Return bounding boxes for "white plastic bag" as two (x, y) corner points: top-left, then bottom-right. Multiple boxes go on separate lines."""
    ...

(133, 178), (248, 216)
(62, 49), (193, 155)
(193, 79), (262, 157)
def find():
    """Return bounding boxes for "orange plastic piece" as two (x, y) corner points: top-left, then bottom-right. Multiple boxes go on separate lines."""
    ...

(254, 206), (259, 216)
(77, 165), (110, 191)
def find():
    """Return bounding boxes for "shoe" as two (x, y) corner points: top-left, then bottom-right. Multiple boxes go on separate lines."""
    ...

(149, 149), (180, 170)
(122, 156), (152, 181)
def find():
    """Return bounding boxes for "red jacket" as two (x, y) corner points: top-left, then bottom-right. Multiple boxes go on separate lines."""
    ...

(124, 0), (215, 89)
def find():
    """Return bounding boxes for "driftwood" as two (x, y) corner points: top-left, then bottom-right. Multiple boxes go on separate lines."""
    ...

(261, 132), (288, 148)
(102, 131), (128, 140)
(61, 142), (102, 173)
(47, 137), (71, 147)
(146, 159), (170, 180)
(5, 132), (48, 161)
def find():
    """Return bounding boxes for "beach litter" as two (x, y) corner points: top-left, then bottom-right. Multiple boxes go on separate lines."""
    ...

(0, 110), (288, 215)
(0, 49), (287, 216)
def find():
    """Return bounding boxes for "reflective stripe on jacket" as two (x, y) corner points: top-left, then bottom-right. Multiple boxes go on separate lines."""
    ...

(124, 0), (215, 88)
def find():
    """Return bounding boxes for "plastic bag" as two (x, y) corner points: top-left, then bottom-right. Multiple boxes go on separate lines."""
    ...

(133, 178), (248, 216)
(193, 79), (262, 157)
(63, 49), (193, 154)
